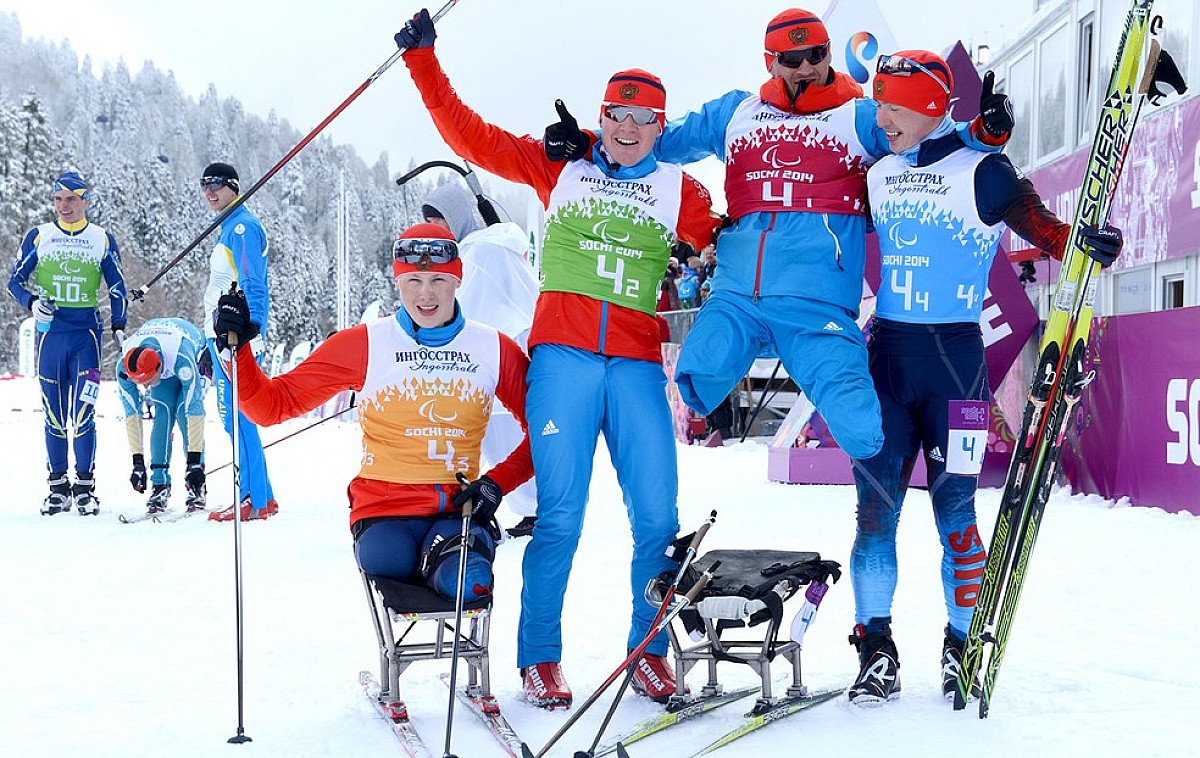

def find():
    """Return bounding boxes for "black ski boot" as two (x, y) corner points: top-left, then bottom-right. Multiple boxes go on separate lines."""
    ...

(942, 627), (981, 702)
(185, 482), (206, 513)
(146, 484), (172, 514)
(41, 472), (73, 515)
(848, 621), (901, 706)
(72, 473), (99, 516)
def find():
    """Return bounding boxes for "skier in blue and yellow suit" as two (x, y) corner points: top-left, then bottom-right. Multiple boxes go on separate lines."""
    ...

(198, 162), (279, 521)
(7, 171), (127, 516)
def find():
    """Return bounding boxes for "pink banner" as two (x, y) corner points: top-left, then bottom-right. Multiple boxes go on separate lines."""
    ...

(1062, 307), (1200, 515)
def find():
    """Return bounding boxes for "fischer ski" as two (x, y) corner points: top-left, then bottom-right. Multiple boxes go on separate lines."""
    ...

(593, 686), (760, 757)
(684, 688), (844, 756)
(440, 674), (525, 757)
(955, 0), (1186, 718)
(361, 671), (434, 757)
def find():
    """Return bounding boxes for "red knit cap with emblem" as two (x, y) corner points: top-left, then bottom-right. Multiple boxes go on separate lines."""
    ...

(764, 8), (830, 69)
(392, 222), (462, 280)
(872, 50), (954, 117)
(123, 346), (163, 385)
(601, 68), (667, 126)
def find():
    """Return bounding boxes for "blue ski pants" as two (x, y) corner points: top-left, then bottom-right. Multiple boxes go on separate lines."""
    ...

(675, 290), (883, 460)
(517, 344), (679, 668)
(37, 326), (100, 475)
(209, 339), (275, 510)
(850, 321), (989, 638)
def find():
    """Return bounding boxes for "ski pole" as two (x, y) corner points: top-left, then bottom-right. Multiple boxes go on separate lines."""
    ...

(576, 524), (721, 757)
(221, 299), (251, 745)
(131, 0), (464, 301)
(206, 400), (357, 476)
(442, 472), (477, 758)
(395, 160), (503, 226)
(526, 511), (717, 758)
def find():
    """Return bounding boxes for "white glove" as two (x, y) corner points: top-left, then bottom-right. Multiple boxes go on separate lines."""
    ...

(33, 298), (55, 328)
(113, 329), (127, 349)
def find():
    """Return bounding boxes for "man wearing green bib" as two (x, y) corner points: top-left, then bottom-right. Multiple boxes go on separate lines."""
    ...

(8, 171), (128, 515)
(399, 10), (719, 707)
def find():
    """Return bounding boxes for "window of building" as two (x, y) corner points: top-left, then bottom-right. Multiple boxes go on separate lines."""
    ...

(1163, 275), (1186, 309)
(1006, 50), (1036, 170)
(1038, 24), (1069, 159)
(1076, 14), (1096, 145)
(1113, 267), (1152, 314)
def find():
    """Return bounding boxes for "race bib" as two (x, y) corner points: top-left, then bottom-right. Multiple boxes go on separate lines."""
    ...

(945, 399), (990, 476)
(80, 368), (101, 406)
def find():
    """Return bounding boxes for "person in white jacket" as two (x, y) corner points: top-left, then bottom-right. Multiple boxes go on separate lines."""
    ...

(422, 183), (540, 536)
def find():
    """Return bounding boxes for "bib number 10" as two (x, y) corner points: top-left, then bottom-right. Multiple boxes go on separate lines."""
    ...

(47, 280), (85, 305)
(597, 255), (639, 299)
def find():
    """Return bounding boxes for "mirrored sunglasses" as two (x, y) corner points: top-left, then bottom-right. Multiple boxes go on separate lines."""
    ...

(876, 54), (951, 95)
(602, 104), (662, 126)
(200, 177), (232, 192)
(770, 43), (830, 68)
(392, 237), (459, 264)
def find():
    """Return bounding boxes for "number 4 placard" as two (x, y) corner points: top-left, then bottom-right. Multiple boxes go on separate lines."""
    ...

(946, 399), (990, 476)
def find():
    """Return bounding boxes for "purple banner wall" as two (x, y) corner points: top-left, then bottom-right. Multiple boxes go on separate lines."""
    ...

(1062, 307), (1200, 515)
(1011, 91), (1200, 267)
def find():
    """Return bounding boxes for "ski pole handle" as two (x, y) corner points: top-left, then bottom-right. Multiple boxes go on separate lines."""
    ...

(454, 472), (474, 520)
(689, 510), (718, 553)
(683, 569), (713, 604)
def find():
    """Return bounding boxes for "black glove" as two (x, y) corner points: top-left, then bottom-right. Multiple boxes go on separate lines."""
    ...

(395, 8), (436, 50)
(1079, 223), (1122, 267)
(130, 454), (147, 493)
(197, 348), (213, 381)
(979, 71), (1014, 138)
(452, 475), (503, 525)
(544, 100), (589, 162)
(212, 287), (259, 351)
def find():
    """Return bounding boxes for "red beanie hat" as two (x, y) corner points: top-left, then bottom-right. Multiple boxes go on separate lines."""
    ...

(872, 50), (954, 117)
(764, 8), (830, 53)
(602, 68), (667, 126)
(392, 222), (462, 280)
(123, 346), (163, 385)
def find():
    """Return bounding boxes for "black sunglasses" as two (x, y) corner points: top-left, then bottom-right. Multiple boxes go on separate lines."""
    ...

(769, 43), (830, 68)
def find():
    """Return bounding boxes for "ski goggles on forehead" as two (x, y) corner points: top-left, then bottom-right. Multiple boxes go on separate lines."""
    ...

(602, 104), (662, 125)
(876, 54), (951, 95)
(392, 237), (459, 264)
(769, 43), (830, 68)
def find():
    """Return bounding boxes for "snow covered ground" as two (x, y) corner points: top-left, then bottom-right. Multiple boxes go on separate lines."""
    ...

(1, 375), (1195, 757)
